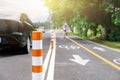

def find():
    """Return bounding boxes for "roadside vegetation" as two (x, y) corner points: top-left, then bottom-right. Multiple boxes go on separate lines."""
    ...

(69, 32), (120, 50)
(91, 39), (120, 50)
(45, 0), (120, 50)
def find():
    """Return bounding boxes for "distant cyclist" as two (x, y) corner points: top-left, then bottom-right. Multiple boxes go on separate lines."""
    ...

(63, 22), (69, 39)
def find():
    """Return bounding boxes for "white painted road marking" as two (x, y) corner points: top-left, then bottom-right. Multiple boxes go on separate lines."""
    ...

(59, 45), (80, 50)
(59, 45), (70, 50)
(93, 47), (106, 52)
(113, 57), (120, 65)
(43, 45), (52, 80)
(69, 55), (90, 66)
(71, 45), (80, 49)
(46, 37), (56, 80)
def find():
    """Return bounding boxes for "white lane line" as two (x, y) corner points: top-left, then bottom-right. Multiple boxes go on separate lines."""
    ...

(46, 39), (56, 80)
(43, 45), (52, 80)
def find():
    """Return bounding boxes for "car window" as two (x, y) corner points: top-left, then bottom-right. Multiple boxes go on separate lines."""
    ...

(0, 19), (22, 34)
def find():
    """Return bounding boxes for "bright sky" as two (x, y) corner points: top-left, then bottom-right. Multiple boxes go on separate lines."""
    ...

(0, 0), (49, 22)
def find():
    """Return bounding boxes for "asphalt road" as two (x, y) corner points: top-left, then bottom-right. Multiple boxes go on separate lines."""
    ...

(0, 32), (51, 80)
(55, 32), (120, 80)
(0, 30), (120, 80)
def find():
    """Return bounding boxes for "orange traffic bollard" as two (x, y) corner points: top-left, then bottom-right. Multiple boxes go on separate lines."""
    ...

(32, 31), (43, 80)
(51, 30), (55, 49)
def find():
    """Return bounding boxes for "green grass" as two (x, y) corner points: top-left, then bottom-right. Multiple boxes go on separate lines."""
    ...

(91, 39), (120, 50)
(68, 32), (88, 39)
(69, 32), (120, 50)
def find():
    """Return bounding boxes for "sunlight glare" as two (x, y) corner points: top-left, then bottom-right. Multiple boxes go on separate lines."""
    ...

(0, 0), (49, 22)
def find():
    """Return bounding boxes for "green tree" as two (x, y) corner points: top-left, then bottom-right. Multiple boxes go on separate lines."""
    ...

(45, 0), (120, 41)
(20, 13), (33, 25)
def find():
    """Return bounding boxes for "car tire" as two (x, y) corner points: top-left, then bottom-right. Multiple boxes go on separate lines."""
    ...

(23, 37), (31, 53)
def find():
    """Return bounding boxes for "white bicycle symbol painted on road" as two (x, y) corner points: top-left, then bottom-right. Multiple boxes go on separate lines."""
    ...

(59, 45), (80, 50)
(113, 58), (120, 65)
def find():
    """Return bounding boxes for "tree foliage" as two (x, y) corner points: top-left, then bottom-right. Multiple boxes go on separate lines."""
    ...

(45, 0), (120, 41)
(20, 13), (33, 25)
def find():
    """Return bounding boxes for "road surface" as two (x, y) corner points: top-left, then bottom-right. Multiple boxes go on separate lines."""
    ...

(0, 30), (120, 80)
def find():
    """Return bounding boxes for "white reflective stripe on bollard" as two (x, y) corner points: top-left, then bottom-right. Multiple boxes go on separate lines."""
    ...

(32, 57), (42, 66)
(32, 40), (42, 50)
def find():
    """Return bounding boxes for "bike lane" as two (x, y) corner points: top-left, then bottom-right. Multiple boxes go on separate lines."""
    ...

(54, 32), (120, 80)
(68, 35), (120, 68)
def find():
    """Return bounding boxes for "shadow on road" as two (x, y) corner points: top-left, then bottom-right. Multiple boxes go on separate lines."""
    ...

(0, 48), (28, 57)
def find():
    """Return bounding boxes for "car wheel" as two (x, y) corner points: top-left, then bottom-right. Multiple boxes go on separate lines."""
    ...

(23, 37), (31, 53)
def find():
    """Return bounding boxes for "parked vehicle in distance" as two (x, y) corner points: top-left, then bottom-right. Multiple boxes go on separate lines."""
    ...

(38, 27), (45, 33)
(0, 19), (35, 53)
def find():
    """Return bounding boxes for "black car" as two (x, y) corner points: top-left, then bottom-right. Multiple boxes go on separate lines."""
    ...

(0, 19), (34, 53)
